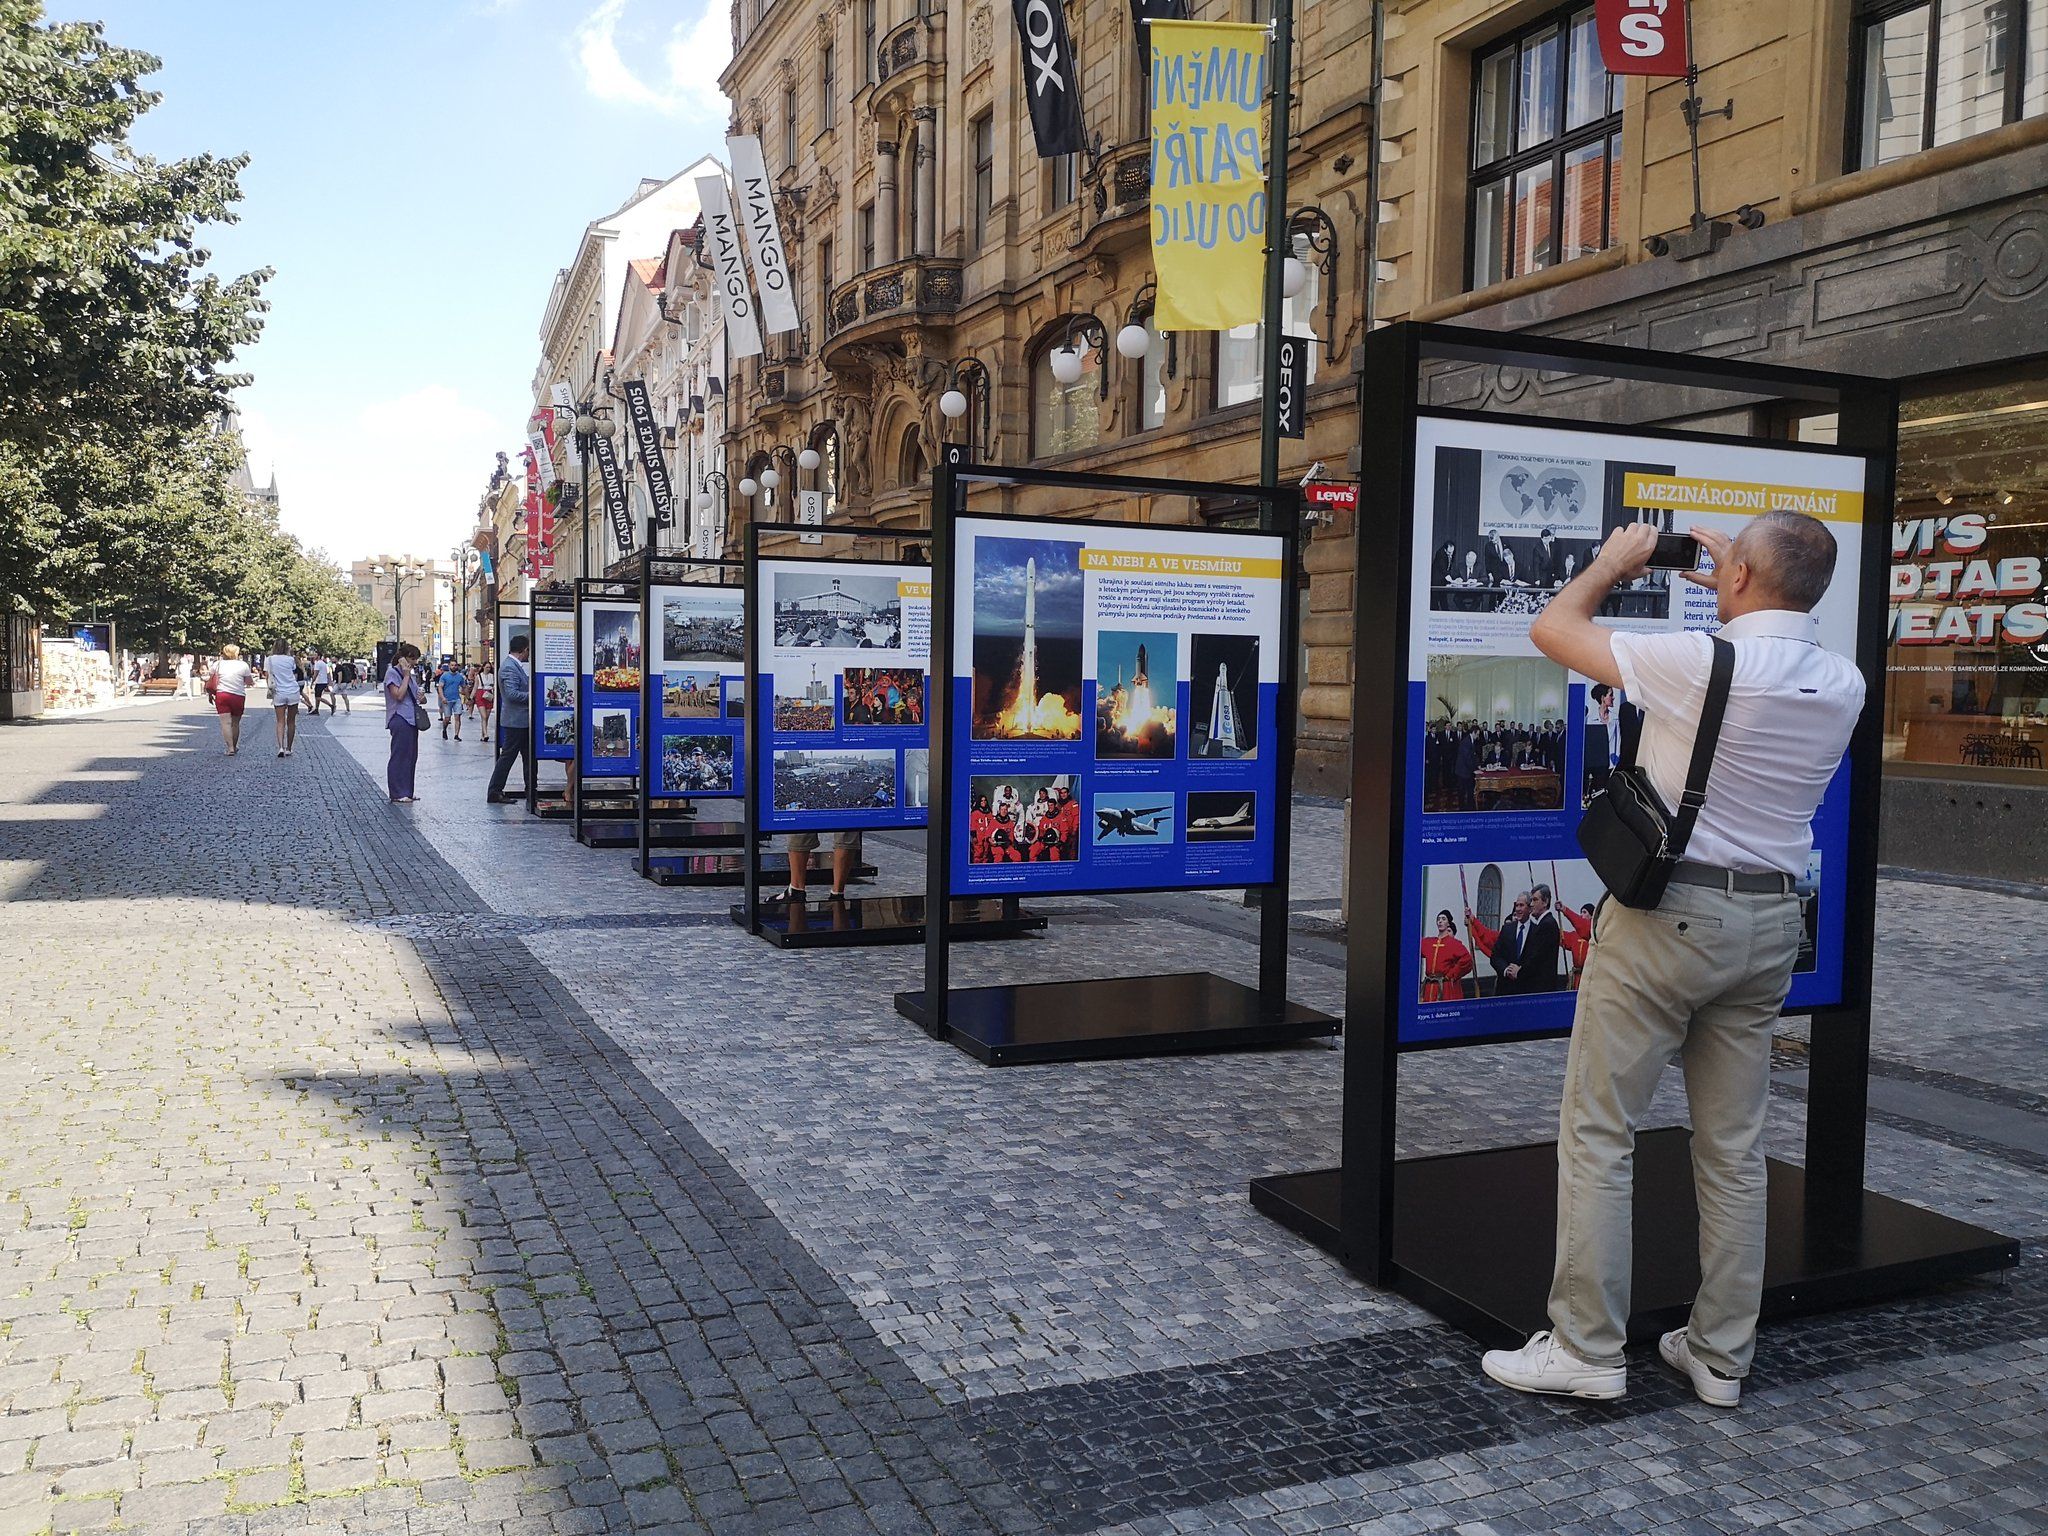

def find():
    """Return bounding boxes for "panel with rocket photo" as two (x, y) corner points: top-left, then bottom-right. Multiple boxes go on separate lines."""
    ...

(970, 536), (1084, 741)
(1094, 629), (1176, 759)
(1188, 633), (1260, 759)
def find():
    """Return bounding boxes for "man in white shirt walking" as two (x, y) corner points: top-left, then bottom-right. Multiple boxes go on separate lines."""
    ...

(1482, 511), (1865, 1409)
(264, 644), (303, 757)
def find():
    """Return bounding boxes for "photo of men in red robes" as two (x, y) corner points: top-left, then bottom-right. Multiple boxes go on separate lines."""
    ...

(1421, 909), (1476, 1002)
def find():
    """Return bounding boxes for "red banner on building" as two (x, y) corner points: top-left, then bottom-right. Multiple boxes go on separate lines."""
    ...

(522, 449), (554, 577)
(1593, 0), (1688, 76)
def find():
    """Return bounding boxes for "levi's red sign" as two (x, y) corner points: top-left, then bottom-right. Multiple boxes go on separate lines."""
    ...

(1594, 0), (1689, 76)
(1304, 481), (1358, 511)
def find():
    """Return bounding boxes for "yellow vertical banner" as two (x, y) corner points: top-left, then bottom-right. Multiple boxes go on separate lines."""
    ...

(1149, 20), (1270, 332)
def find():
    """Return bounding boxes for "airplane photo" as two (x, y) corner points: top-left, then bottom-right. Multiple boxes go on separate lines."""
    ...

(1095, 804), (1172, 840)
(1190, 801), (1252, 830)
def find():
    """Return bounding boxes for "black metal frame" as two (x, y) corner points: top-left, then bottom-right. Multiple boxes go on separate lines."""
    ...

(572, 575), (643, 846)
(490, 597), (530, 757)
(527, 587), (576, 817)
(1847, 0), (2039, 172)
(637, 551), (746, 876)
(896, 444), (1337, 1062)
(1249, 320), (2017, 1341)
(1464, 2), (1623, 292)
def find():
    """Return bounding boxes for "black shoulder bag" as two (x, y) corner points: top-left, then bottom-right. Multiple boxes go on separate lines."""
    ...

(1576, 636), (1733, 911)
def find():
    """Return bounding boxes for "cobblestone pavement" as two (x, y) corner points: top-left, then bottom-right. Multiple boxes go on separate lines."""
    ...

(1, 697), (2043, 1535)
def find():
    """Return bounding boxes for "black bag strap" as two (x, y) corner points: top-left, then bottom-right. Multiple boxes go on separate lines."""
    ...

(1669, 636), (1735, 859)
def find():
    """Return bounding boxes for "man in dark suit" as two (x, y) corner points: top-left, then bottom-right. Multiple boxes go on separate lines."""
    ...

(1485, 532), (1515, 587)
(1491, 892), (1540, 993)
(1454, 728), (1478, 811)
(1525, 529), (1558, 588)
(1521, 883), (1565, 991)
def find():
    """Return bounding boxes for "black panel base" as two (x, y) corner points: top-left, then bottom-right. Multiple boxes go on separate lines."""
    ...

(894, 971), (1339, 1066)
(530, 797), (571, 820)
(644, 855), (879, 888)
(728, 895), (1045, 948)
(576, 819), (639, 848)
(1248, 1129), (2021, 1348)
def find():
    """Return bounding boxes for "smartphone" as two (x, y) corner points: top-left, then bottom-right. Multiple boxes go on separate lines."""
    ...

(1648, 530), (1703, 571)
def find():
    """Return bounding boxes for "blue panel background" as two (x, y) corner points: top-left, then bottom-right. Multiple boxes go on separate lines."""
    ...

(647, 686), (742, 799)
(756, 667), (927, 831)
(947, 674), (1280, 896)
(578, 677), (640, 781)
(531, 620), (574, 764)
(1395, 678), (1851, 1048)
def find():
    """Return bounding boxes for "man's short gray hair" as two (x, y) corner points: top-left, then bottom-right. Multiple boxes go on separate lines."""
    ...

(1743, 510), (1838, 611)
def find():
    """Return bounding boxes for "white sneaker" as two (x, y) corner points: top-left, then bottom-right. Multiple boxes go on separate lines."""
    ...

(1658, 1328), (1741, 1407)
(1480, 1331), (1626, 1401)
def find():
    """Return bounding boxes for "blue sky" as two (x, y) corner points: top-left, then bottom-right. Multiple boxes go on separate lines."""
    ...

(78, 0), (731, 566)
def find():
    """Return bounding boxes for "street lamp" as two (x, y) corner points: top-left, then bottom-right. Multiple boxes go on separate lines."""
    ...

(370, 560), (428, 652)
(572, 405), (618, 579)
(699, 470), (729, 557)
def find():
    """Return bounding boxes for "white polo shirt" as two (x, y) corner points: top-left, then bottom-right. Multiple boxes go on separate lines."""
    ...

(1608, 609), (1865, 877)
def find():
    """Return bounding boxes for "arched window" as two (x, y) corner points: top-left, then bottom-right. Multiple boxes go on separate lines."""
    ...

(747, 452), (776, 521)
(1032, 329), (1101, 457)
(810, 423), (841, 521)
(896, 425), (928, 489)
(1131, 312), (1170, 432)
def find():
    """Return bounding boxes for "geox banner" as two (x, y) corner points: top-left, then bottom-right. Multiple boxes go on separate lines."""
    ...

(725, 136), (801, 335)
(620, 379), (675, 529)
(697, 173), (763, 359)
(1149, 19), (1268, 330)
(590, 430), (633, 554)
(1012, 0), (1086, 158)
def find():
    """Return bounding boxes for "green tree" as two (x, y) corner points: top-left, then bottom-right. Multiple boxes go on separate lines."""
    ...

(0, 2), (268, 612)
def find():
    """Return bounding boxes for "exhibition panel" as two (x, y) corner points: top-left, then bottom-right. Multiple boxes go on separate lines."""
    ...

(492, 599), (529, 756)
(573, 578), (643, 847)
(1249, 322), (2016, 1346)
(1400, 413), (1870, 1049)
(527, 589), (575, 817)
(897, 449), (1337, 1061)
(946, 514), (1286, 897)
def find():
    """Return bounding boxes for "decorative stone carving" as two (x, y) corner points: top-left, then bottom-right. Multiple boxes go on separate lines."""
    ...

(966, 3), (993, 69)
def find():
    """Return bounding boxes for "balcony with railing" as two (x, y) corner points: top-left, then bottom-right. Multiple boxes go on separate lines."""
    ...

(1085, 140), (1152, 238)
(824, 255), (965, 350)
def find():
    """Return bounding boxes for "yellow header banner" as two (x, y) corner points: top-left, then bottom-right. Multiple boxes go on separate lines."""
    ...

(1621, 472), (1865, 522)
(1148, 20), (1268, 332)
(1080, 548), (1281, 580)
(897, 579), (931, 598)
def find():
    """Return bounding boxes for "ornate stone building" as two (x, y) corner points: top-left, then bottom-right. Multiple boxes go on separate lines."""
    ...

(717, 0), (1375, 788)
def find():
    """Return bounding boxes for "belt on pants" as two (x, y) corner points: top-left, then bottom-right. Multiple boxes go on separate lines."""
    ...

(1669, 858), (1795, 896)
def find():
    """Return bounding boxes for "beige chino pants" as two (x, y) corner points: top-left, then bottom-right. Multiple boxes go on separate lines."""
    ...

(1547, 879), (1804, 1377)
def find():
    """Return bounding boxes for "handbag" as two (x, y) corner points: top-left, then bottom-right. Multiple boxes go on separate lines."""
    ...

(1576, 636), (1733, 911)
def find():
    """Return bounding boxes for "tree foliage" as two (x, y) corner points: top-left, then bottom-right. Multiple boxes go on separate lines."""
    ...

(0, 3), (377, 653)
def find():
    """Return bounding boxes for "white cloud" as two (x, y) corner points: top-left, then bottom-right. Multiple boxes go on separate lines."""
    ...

(576, 0), (731, 121)
(240, 385), (510, 567)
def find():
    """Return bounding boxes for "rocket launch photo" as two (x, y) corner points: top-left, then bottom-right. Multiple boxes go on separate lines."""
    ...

(1094, 628), (1178, 759)
(970, 534), (1084, 742)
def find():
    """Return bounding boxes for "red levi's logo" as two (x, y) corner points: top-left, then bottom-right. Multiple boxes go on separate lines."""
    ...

(1593, 0), (1689, 76)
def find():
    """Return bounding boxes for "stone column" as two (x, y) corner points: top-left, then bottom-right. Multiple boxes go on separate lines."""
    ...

(876, 140), (900, 266)
(912, 108), (937, 257)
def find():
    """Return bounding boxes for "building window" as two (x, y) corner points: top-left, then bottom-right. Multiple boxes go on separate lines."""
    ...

(971, 113), (995, 248)
(821, 43), (836, 131)
(1032, 333), (1101, 456)
(858, 202), (876, 271)
(1468, 5), (1622, 291)
(1133, 314), (1170, 432)
(1046, 153), (1077, 213)
(1883, 365), (2048, 780)
(863, 0), (878, 84)
(783, 85), (799, 168)
(811, 424), (841, 519)
(1854, 0), (2047, 168)
(896, 426), (929, 488)
(1213, 324), (1261, 411)
(818, 235), (834, 309)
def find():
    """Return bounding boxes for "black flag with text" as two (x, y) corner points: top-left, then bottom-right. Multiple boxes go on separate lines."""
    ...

(1011, 0), (1087, 158)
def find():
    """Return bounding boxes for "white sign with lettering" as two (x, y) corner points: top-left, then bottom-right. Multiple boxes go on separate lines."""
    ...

(696, 174), (763, 360)
(725, 136), (800, 336)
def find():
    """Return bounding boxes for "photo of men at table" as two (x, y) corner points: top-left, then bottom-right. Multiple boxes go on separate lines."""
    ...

(1425, 447), (1679, 620)
(1419, 859), (1600, 1002)
(1422, 653), (1568, 812)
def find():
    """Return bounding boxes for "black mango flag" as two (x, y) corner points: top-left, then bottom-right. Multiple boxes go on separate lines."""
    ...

(1012, 0), (1086, 158)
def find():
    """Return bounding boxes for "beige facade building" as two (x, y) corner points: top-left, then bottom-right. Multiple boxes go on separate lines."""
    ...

(349, 557), (457, 657)
(705, 0), (2047, 869)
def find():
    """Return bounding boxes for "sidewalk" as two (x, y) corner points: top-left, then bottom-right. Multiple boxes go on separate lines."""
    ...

(0, 698), (2042, 1535)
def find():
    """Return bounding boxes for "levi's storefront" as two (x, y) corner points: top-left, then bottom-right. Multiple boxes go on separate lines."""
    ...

(1882, 364), (2048, 877)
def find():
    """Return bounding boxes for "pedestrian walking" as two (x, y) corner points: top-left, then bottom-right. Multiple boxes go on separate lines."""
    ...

(310, 652), (337, 715)
(436, 660), (465, 740)
(485, 636), (533, 804)
(1481, 512), (1865, 1409)
(474, 663), (495, 744)
(264, 643), (303, 757)
(206, 644), (254, 755)
(384, 643), (428, 803)
(175, 652), (195, 697)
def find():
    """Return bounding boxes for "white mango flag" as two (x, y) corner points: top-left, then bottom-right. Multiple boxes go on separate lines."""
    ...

(697, 174), (763, 360)
(725, 136), (801, 336)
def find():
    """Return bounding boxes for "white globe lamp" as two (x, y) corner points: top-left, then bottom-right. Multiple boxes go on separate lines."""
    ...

(1049, 344), (1085, 386)
(798, 447), (821, 472)
(939, 390), (967, 421)
(1115, 323), (1151, 360)
(738, 477), (759, 499)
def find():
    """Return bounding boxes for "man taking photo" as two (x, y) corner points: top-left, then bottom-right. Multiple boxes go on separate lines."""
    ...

(1481, 511), (1864, 1409)
(486, 637), (533, 805)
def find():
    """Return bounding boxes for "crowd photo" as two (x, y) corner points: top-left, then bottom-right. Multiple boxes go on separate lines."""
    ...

(661, 589), (744, 663)
(841, 667), (924, 727)
(967, 774), (1080, 863)
(661, 734), (735, 794)
(1422, 654), (1569, 812)
(771, 748), (897, 811)
(771, 572), (903, 650)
